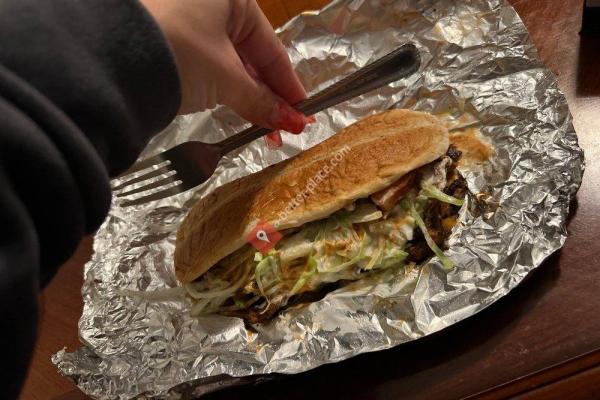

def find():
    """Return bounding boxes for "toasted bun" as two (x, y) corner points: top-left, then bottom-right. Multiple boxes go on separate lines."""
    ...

(175, 109), (449, 283)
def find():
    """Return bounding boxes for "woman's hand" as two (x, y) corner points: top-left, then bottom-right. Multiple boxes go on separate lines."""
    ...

(140, 0), (311, 139)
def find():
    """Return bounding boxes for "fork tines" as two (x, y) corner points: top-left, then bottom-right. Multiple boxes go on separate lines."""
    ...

(112, 156), (183, 207)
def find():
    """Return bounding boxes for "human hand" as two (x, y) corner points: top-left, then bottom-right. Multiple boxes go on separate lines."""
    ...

(140, 0), (311, 143)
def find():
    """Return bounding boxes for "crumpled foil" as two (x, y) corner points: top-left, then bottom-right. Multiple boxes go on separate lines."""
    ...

(53, 0), (585, 398)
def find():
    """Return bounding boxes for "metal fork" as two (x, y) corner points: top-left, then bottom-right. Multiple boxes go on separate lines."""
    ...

(113, 43), (421, 207)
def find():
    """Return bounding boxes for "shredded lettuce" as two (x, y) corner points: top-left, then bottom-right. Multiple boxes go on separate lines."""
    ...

(317, 233), (369, 273)
(190, 298), (213, 316)
(420, 182), (464, 206)
(312, 205), (381, 244)
(380, 248), (408, 269)
(254, 255), (279, 298)
(408, 201), (454, 270)
(184, 267), (249, 299)
(279, 237), (313, 264)
(290, 256), (318, 295)
(364, 237), (385, 270)
(318, 252), (365, 274)
(345, 203), (383, 224)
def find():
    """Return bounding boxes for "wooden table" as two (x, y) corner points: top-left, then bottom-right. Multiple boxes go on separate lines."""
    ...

(20, 1), (600, 399)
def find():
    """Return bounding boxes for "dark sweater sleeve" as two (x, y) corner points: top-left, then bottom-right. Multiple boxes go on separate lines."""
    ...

(0, 0), (181, 396)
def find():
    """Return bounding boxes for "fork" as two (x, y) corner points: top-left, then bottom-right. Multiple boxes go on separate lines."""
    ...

(113, 43), (421, 207)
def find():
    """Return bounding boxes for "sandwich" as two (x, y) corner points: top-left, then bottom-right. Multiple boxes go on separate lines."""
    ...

(175, 109), (483, 323)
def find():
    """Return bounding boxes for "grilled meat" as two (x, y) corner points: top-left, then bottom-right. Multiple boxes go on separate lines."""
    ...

(371, 172), (417, 214)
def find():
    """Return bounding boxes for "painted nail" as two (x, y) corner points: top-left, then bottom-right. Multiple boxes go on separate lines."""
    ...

(268, 100), (310, 135)
(265, 130), (283, 149)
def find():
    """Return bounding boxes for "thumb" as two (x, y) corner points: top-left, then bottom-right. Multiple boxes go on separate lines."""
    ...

(219, 52), (310, 134)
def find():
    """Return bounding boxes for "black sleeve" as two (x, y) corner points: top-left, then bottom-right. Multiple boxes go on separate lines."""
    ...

(0, 0), (181, 396)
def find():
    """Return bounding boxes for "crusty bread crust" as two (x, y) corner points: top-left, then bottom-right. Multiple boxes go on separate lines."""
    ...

(174, 109), (449, 283)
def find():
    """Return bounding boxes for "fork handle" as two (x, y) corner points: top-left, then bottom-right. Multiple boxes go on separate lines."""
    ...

(219, 43), (421, 154)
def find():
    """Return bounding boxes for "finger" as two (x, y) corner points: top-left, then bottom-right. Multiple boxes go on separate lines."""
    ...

(231, 0), (307, 105)
(219, 44), (309, 133)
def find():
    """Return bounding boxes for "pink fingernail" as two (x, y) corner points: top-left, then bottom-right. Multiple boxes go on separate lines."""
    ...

(265, 130), (283, 149)
(268, 100), (310, 135)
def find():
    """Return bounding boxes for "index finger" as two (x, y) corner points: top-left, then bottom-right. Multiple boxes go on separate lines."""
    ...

(231, 1), (307, 105)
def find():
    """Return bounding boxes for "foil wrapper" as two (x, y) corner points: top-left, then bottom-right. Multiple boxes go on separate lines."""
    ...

(53, 0), (585, 398)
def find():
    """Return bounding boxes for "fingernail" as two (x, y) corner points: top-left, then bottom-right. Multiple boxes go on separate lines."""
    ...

(306, 115), (317, 124)
(265, 130), (283, 149)
(268, 100), (309, 135)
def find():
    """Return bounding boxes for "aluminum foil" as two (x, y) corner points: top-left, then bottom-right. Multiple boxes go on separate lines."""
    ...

(53, 0), (585, 398)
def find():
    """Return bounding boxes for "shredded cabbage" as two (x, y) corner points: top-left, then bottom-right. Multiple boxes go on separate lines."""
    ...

(380, 248), (408, 269)
(420, 182), (464, 206)
(316, 232), (369, 273)
(190, 298), (212, 316)
(185, 266), (250, 299)
(279, 237), (313, 264)
(408, 201), (454, 270)
(364, 237), (385, 270)
(254, 255), (279, 298)
(318, 252), (364, 274)
(290, 256), (318, 295)
(346, 203), (383, 224)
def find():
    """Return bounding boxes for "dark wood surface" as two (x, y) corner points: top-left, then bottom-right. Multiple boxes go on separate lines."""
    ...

(20, 0), (600, 399)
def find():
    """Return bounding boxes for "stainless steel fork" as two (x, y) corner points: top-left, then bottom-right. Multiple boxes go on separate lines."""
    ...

(113, 43), (421, 207)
